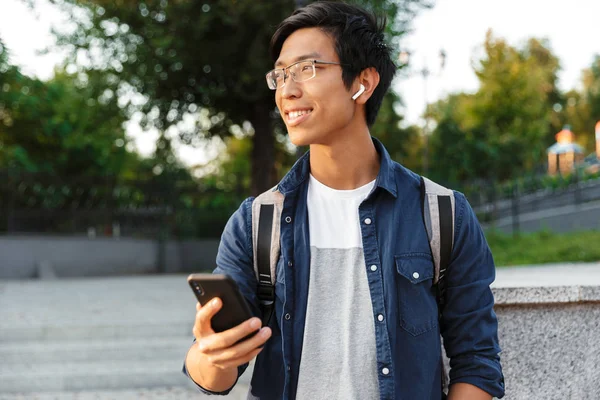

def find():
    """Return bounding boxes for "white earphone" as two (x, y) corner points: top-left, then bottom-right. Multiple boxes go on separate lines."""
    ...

(351, 84), (365, 100)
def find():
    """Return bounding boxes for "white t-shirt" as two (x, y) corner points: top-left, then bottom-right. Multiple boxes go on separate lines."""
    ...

(295, 174), (380, 399)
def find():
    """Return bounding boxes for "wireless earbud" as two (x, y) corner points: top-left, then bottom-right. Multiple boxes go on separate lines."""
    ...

(351, 84), (366, 100)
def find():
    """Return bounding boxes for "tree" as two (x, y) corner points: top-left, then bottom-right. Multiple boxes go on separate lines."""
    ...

(426, 94), (479, 185)
(560, 55), (600, 153)
(27, 0), (432, 195)
(584, 55), (600, 127)
(370, 90), (423, 172)
(0, 39), (133, 176)
(427, 31), (562, 184)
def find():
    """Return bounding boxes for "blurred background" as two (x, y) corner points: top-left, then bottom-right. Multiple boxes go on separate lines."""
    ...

(1, 0), (600, 398)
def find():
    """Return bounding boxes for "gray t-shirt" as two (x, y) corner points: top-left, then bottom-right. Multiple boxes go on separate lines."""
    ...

(295, 175), (379, 400)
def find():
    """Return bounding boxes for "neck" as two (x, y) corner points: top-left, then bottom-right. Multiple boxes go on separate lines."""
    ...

(308, 129), (380, 190)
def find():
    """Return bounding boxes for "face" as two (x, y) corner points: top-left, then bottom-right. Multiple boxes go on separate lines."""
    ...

(274, 28), (359, 147)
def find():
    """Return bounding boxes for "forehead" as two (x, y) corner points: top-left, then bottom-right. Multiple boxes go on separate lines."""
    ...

(275, 27), (337, 67)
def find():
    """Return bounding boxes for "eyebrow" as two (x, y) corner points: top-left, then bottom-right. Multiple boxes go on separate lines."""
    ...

(275, 52), (322, 67)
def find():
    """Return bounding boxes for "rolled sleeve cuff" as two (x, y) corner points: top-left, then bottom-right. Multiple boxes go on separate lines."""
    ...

(450, 355), (505, 398)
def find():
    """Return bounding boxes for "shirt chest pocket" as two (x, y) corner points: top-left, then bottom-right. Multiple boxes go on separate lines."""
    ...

(394, 253), (439, 336)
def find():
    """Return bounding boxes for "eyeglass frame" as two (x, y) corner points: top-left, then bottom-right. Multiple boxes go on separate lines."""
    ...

(265, 59), (344, 90)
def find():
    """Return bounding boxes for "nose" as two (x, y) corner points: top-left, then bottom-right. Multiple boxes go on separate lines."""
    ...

(280, 76), (301, 99)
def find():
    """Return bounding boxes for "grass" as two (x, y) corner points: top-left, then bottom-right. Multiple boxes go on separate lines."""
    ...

(485, 230), (600, 267)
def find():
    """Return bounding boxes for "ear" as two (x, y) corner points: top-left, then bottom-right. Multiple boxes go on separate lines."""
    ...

(352, 67), (380, 105)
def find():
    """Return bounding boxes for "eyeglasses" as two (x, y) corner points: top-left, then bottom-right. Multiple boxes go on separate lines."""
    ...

(265, 59), (343, 90)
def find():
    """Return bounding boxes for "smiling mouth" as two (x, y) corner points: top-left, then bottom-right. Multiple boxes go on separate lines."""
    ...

(286, 109), (313, 126)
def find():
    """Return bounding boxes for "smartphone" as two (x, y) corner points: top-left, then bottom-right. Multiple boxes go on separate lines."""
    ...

(187, 273), (256, 333)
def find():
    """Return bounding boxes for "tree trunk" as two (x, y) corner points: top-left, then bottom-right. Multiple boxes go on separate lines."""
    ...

(250, 101), (276, 196)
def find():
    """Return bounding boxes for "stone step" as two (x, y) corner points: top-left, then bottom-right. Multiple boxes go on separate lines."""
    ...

(0, 275), (198, 344)
(0, 337), (192, 364)
(0, 358), (252, 394)
(0, 384), (251, 400)
(0, 359), (184, 393)
(0, 321), (192, 342)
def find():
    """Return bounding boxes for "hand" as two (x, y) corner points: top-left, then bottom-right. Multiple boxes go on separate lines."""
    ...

(193, 298), (272, 370)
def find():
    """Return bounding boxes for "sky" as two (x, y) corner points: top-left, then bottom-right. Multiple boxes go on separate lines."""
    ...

(2, 0), (600, 164)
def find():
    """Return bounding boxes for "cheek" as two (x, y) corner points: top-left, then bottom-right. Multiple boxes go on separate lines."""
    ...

(309, 83), (349, 113)
(320, 90), (353, 119)
(274, 93), (282, 111)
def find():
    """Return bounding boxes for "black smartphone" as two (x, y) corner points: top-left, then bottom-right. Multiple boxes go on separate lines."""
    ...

(187, 273), (255, 333)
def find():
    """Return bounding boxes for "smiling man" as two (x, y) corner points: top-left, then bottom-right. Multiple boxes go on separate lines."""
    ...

(183, 2), (504, 399)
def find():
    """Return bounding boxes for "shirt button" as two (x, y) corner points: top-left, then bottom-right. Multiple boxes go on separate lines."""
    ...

(364, 218), (372, 225)
(284, 313), (291, 320)
(377, 314), (384, 322)
(288, 261), (293, 267)
(412, 272), (420, 279)
(382, 367), (390, 375)
(370, 265), (377, 272)
(287, 365), (291, 371)
(285, 216), (292, 223)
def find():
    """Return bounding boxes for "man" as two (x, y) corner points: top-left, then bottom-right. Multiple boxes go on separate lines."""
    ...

(183, 2), (504, 399)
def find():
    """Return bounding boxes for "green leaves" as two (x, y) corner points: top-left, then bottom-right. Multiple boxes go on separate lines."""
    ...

(25, 0), (432, 193)
(428, 31), (563, 185)
(0, 39), (131, 176)
(370, 90), (423, 172)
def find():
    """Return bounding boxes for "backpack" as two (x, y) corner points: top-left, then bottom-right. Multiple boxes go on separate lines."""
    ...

(250, 176), (455, 392)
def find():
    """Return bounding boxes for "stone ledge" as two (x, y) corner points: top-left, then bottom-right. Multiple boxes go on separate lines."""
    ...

(493, 285), (600, 305)
(492, 262), (600, 305)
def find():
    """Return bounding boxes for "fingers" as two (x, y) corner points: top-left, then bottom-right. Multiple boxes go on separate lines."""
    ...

(193, 297), (222, 338)
(198, 317), (264, 352)
(204, 326), (272, 365)
(201, 326), (272, 369)
(208, 346), (264, 370)
(190, 299), (273, 370)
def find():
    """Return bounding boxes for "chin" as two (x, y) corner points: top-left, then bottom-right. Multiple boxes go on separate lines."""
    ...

(288, 129), (313, 147)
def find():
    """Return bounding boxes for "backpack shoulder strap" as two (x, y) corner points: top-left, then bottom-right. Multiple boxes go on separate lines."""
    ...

(420, 176), (455, 397)
(419, 177), (455, 303)
(251, 186), (284, 326)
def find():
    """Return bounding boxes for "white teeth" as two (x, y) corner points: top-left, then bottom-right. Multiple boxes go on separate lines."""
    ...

(288, 110), (312, 119)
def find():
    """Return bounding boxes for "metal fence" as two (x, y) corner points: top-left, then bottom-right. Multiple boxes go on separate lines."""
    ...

(467, 171), (600, 234)
(4, 169), (599, 240)
(0, 170), (243, 239)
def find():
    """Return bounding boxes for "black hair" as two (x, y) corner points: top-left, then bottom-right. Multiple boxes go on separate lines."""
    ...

(270, 1), (396, 126)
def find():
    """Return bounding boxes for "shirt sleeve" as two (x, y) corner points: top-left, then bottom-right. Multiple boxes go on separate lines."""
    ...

(440, 192), (505, 398)
(181, 338), (249, 396)
(181, 197), (258, 395)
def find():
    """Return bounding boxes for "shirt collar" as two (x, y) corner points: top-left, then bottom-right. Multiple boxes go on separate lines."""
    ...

(276, 136), (398, 198)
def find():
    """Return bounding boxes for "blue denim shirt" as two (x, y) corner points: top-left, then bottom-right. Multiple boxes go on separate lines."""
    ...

(184, 138), (504, 399)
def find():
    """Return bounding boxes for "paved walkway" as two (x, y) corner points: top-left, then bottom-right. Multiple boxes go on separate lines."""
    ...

(0, 387), (248, 400)
(0, 275), (251, 399)
(1, 263), (599, 398)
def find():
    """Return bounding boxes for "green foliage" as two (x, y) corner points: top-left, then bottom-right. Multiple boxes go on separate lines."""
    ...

(27, 0), (431, 194)
(428, 31), (562, 185)
(487, 230), (600, 266)
(559, 56), (600, 152)
(0, 38), (204, 232)
(371, 90), (423, 172)
(584, 55), (600, 129)
(0, 41), (133, 176)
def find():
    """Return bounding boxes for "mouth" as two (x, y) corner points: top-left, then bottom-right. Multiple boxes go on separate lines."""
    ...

(285, 109), (313, 127)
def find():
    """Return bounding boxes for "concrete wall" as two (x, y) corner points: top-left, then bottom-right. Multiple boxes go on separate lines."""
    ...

(0, 236), (219, 279)
(491, 264), (600, 399)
